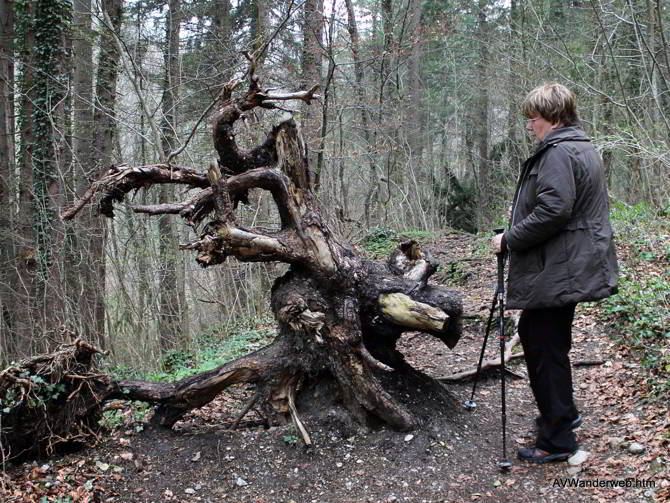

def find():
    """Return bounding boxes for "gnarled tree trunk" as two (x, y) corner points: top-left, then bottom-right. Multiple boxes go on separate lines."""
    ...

(58, 61), (463, 439)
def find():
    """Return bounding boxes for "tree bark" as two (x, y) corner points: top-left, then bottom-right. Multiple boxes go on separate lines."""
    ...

(211, 0), (233, 85)
(11, 0), (37, 357)
(250, 0), (269, 69)
(475, 0), (490, 232)
(300, 0), (324, 172)
(0, 0), (15, 361)
(158, 0), (186, 351)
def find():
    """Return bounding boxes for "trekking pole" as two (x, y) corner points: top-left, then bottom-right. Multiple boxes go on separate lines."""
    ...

(496, 245), (512, 471)
(463, 228), (503, 410)
(462, 288), (498, 410)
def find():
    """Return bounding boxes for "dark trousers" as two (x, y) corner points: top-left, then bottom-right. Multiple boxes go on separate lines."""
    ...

(518, 303), (579, 453)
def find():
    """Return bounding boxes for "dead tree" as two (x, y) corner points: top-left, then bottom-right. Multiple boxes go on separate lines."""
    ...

(60, 64), (463, 438)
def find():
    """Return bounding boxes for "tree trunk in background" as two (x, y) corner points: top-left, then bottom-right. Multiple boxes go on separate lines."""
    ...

(475, 0), (490, 231)
(506, 0), (523, 177)
(593, 2), (615, 180)
(11, 0), (72, 354)
(403, 0), (426, 228)
(211, 0), (233, 82)
(66, 0), (97, 342)
(250, 0), (268, 69)
(344, 0), (376, 224)
(131, 1), (152, 341)
(655, 0), (670, 121)
(31, 0), (72, 343)
(71, 0), (93, 183)
(622, 0), (645, 202)
(314, 1), (335, 191)
(12, 0), (36, 356)
(79, 0), (122, 347)
(0, 0), (15, 361)
(364, 0), (394, 227)
(158, 0), (185, 352)
(300, 0), (323, 172)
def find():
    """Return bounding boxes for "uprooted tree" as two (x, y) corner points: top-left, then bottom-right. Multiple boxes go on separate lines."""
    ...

(0, 63), (463, 460)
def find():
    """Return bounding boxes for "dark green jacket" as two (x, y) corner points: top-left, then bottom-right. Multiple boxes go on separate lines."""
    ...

(503, 127), (618, 309)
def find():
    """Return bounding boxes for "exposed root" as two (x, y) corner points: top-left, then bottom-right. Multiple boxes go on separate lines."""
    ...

(287, 379), (312, 445)
(0, 338), (113, 462)
(440, 334), (605, 382)
(232, 392), (261, 430)
(440, 334), (522, 382)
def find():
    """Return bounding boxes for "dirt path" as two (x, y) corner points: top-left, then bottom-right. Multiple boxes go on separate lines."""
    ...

(2, 232), (668, 502)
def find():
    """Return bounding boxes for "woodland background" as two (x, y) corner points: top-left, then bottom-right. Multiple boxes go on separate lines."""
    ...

(0, 0), (668, 370)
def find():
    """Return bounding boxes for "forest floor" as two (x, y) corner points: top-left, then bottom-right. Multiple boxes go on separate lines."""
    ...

(1, 231), (669, 503)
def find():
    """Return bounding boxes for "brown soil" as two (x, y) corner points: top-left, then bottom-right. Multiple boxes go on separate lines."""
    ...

(2, 232), (668, 503)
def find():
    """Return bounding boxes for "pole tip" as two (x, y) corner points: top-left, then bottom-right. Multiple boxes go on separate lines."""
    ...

(498, 460), (513, 471)
(463, 400), (477, 410)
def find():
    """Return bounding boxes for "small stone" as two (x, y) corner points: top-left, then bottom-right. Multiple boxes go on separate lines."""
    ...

(568, 450), (589, 466)
(566, 466), (581, 475)
(336, 462), (343, 468)
(345, 482), (353, 490)
(607, 436), (625, 449)
(235, 477), (248, 487)
(650, 457), (665, 473)
(493, 480), (502, 487)
(404, 434), (414, 442)
(185, 488), (195, 494)
(191, 451), (201, 462)
(628, 442), (645, 455)
(579, 383), (588, 390)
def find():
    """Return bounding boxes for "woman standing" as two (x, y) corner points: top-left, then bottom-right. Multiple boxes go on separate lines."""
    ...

(492, 83), (618, 463)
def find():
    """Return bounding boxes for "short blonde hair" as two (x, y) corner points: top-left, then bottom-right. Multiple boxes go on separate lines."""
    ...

(522, 83), (579, 126)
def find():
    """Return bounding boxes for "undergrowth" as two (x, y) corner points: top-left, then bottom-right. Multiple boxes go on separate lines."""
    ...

(359, 227), (435, 258)
(99, 401), (152, 432)
(601, 201), (670, 397)
(109, 319), (276, 383)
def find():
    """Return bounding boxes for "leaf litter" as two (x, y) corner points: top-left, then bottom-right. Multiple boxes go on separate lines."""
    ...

(1, 231), (668, 502)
